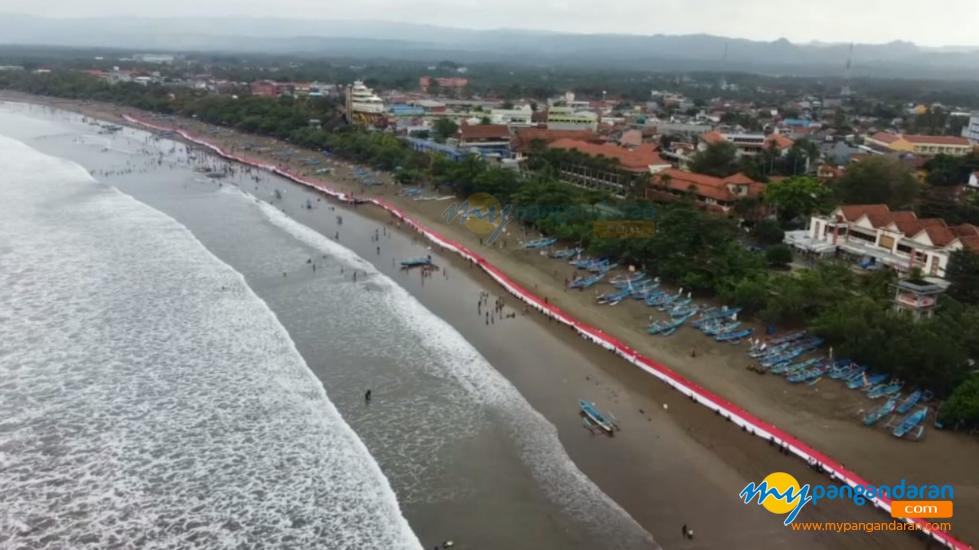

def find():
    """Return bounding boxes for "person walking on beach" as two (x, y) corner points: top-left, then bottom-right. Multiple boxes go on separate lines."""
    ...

(365, 389), (372, 403)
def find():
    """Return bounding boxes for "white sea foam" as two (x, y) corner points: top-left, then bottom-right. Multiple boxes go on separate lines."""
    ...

(0, 134), (422, 550)
(255, 199), (658, 546)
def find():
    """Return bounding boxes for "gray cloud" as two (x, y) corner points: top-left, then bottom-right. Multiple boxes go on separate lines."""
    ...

(1, 0), (977, 46)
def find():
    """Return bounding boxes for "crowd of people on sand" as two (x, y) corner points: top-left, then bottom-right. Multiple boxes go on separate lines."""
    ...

(476, 291), (519, 326)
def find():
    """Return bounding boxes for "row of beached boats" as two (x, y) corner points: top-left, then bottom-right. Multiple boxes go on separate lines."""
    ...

(747, 330), (934, 440)
(521, 239), (936, 441)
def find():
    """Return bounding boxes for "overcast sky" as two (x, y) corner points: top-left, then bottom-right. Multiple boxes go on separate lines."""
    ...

(5, 0), (979, 47)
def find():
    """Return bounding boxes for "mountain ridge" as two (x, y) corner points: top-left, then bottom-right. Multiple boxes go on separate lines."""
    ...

(1, 15), (978, 79)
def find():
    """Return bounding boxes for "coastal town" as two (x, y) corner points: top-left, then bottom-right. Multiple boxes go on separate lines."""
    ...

(2, 29), (979, 550)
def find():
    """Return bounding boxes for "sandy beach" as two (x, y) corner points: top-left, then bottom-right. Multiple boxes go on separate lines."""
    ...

(5, 92), (975, 548)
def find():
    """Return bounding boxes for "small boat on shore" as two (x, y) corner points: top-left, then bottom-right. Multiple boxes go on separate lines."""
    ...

(847, 371), (887, 390)
(648, 312), (696, 336)
(596, 287), (631, 305)
(896, 390), (923, 414)
(867, 380), (903, 399)
(579, 400), (618, 434)
(522, 237), (557, 249)
(715, 328), (752, 343)
(550, 247), (583, 259)
(892, 407), (928, 439)
(568, 272), (605, 289)
(863, 397), (898, 426)
(400, 256), (433, 268)
(787, 362), (830, 383)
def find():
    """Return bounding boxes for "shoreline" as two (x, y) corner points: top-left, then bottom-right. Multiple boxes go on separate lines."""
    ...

(5, 94), (974, 549)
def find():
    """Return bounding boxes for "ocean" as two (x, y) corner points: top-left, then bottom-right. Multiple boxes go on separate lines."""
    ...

(0, 103), (656, 548)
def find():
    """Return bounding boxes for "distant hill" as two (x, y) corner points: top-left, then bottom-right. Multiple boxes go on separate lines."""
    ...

(2, 14), (979, 79)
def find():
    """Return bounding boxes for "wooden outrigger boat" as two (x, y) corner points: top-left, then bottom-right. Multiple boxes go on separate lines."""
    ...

(579, 400), (619, 435)
(863, 397), (898, 426)
(892, 407), (928, 440)
(400, 256), (433, 269)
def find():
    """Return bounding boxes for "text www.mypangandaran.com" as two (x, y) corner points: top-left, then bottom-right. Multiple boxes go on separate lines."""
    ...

(790, 521), (952, 533)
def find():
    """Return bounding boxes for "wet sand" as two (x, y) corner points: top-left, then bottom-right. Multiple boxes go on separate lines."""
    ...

(4, 94), (973, 547)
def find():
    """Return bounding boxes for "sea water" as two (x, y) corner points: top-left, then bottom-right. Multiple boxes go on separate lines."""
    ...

(0, 133), (422, 549)
(0, 103), (657, 549)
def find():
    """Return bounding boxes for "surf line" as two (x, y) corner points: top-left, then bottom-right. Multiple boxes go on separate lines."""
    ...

(121, 114), (968, 550)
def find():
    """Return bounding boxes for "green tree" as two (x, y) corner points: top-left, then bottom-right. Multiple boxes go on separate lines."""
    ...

(432, 118), (459, 143)
(751, 219), (785, 245)
(763, 176), (832, 222)
(939, 375), (979, 428)
(946, 250), (979, 305)
(395, 168), (422, 185)
(718, 274), (770, 313)
(924, 152), (979, 187)
(835, 156), (919, 208)
(689, 141), (739, 177)
(765, 244), (793, 268)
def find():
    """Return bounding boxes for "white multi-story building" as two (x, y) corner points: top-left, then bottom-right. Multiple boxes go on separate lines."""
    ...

(785, 204), (979, 280)
(490, 105), (534, 127)
(547, 106), (598, 131)
(962, 114), (979, 144)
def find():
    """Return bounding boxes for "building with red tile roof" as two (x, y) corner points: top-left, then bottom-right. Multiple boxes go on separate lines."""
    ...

(791, 204), (979, 279)
(457, 124), (512, 155)
(645, 168), (765, 214)
(548, 139), (670, 173)
(528, 139), (671, 196)
(459, 124), (510, 142)
(510, 128), (601, 154)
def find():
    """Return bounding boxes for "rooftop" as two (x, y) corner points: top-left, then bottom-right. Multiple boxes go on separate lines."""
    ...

(548, 139), (668, 172)
(834, 204), (979, 249)
(459, 124), (510, 141)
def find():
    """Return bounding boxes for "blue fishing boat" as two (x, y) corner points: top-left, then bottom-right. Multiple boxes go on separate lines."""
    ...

(892, 407), (928, 439)
(787, 362), (830, 383)
(669, 303), (699, 318)
(847, 372), (887, 390)
(715, 328), (752, 342)
(573, 256), (599, 269)
(522, 237), (557, 249)
(772, 357), (818, 375)
(648, 312), (695, 335)
(596, 287), (632, 305)
(829, 361), (863, 380)
(896, 390), (923, 414)
(644, 291), (672, 307)
(579, 400), (619, 434)
(761, 348), (805, 369)
(657, 295), (691, 312)
(610, 272), (648, 287)
(568, 272), (606, 289)
(550, 247), (583, 259)
(749, 341), (791, 359)
(692, 306), (741, 328)
(631, 282), (661, 300)
(400, 256), (433, 268)
(863, 397), (898, 426)
(868, 380), (904, 399)
(588, 260), (618, 273)
(702, 320), (742, 336)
